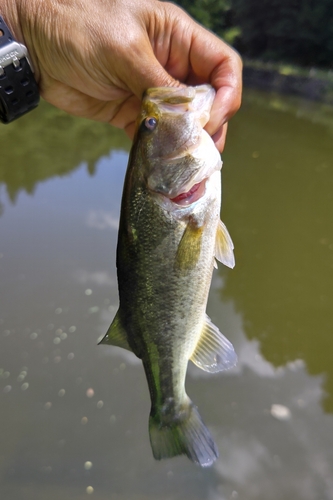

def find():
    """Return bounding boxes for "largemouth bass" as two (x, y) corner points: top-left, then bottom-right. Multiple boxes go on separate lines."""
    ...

(100, 84), (236, 467)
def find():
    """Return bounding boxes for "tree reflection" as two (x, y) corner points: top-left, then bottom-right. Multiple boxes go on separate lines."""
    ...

(220, 90), (333, 412)
(0, 100), (130, 203)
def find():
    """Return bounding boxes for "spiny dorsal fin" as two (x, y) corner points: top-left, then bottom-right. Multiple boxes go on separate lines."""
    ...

(175, 221), (204, 271)
(215, 220), (235, 269)
(98, 310), (132, 351)
(190, 314), (237, 372)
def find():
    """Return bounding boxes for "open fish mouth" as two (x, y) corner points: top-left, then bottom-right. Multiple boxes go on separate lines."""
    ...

(169, 179), (207, 206)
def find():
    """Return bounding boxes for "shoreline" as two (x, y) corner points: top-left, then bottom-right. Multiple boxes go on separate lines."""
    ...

(243, 62), (333, 105)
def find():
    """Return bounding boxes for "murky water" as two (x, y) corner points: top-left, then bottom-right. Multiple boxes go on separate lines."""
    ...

(1, 90), (333, 499)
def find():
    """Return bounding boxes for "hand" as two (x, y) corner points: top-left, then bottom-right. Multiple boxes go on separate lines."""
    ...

(4, 0), (242, 151)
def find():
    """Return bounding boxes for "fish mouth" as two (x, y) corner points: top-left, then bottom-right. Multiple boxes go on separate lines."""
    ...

(169, 179), (207, 206)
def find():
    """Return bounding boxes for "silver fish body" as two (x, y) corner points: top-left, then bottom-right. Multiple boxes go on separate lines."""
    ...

(100, 85), (236, 467)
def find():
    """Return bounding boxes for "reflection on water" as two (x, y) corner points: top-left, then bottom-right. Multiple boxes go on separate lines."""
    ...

(222, 90), (333, 412)
(1, 91), (333, 499)
(0, 100), (130, 204)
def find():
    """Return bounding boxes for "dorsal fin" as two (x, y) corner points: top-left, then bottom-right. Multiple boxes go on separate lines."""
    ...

(98, 310), (132, 351)
(190, 314), (237, 372)
(215, 220), (235, 269)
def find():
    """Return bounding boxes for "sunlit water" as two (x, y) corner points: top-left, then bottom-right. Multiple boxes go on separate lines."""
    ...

(1, 91), (333, 499)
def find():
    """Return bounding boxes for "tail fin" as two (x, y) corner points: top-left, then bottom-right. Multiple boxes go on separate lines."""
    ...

(149, 402), (218, 467)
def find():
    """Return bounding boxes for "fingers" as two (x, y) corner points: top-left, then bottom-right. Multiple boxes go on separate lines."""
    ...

(150, 3), (242, 150)
(187, 24), (242, 139)
(116, 36), (181, 100)
(212, 123), (228, 153)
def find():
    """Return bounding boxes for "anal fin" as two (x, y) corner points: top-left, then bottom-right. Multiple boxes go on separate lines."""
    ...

(190, 314), (237, 372)
(98, 309), (132, 351)
(215, 220), (235, 269)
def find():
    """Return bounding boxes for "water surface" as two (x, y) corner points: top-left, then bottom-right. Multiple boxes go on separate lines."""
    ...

(1, 91), (333, 499)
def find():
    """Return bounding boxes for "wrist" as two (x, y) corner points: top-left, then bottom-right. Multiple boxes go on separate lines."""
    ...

(1, 0), (22, 40)
(0, 1), (40, 123)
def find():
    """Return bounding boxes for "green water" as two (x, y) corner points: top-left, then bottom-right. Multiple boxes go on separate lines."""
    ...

(1, 90), (333, 499)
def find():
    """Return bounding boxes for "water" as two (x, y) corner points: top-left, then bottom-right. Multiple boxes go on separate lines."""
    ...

(1, 91), (333, 499)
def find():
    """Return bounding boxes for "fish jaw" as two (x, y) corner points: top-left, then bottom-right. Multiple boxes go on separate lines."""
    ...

(144, 84), (215, 128)
(170, 179), (207, 206)
(138, 85), (220, 197)
(147, 128), (222, 202)
(152, 170), (222, 226)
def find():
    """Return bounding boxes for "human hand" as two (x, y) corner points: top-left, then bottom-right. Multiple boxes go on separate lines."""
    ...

(3, 0), (242, 151)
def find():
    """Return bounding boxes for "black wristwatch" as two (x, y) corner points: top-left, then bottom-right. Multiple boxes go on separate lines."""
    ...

(0, 16), (40, 124)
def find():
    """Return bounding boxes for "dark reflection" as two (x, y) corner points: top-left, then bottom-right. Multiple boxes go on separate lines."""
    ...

(221, 89), (333, 412)
(0, 100), (130, 203)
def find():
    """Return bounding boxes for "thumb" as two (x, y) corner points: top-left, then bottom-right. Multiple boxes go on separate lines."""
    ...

(120, 41), (180, 99)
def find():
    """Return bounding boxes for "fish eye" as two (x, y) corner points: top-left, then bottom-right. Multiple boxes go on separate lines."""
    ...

(144, 117), (158, 131)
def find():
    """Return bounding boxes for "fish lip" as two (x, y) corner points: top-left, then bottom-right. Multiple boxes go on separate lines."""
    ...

(156, 178), (207, 206)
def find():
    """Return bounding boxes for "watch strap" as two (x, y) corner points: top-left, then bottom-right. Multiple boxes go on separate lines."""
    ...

(0, 16), (40, 124)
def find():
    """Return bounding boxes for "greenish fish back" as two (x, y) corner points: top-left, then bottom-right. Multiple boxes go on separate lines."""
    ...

(149, 399), (218, 467)
(190, 314), (237, 372)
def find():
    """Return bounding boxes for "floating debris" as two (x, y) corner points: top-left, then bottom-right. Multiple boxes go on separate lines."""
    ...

(86, 486), (94, 495)
(58, 389), (66, 397)
(85, 289), (92, 296)
(84, 461), (93, 470)
(88, 306), (99, 314)
(17, 371), (27, 382)
(270, 404), (291, 421)
(86, 388), (94, 398)
(44, 402), (52, 410)
(97, 400), (104, 409)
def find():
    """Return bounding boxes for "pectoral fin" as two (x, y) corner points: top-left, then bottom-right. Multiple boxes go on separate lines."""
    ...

(98, 310), (132, 351)
(215, 220), (235, 269)
(190, 314), (237, 372)
(175, 221), (204, 271)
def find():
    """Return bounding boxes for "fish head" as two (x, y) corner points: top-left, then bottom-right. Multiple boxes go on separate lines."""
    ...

(135, 85), (222, 206)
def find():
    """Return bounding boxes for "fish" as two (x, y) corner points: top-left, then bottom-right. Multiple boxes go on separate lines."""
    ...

(99, 84), (237, 467)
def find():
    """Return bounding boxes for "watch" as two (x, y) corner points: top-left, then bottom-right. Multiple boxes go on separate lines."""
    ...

(0, 16), (39, 124)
